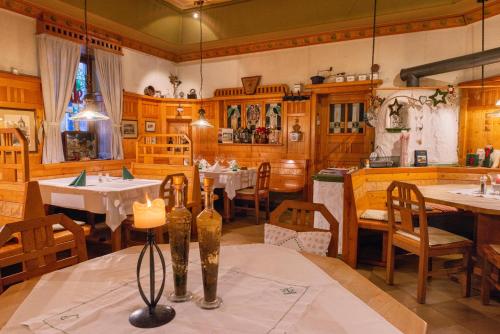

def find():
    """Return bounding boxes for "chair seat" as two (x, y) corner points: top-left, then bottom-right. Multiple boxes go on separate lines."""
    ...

(360, 209), (401, 222)
(396, 227), (470, 247)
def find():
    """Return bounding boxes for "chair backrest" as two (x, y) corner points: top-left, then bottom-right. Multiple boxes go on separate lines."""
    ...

(256, 162), (271, 192)
(0, 128), (30, 182)
(0, 214), (88, 293)
(0, 181), (45, 226)
(160, 173), (188, 211)
(131, 162), (201, 209)
(270, 200), (339, 257)
(387, 181), (429, 246)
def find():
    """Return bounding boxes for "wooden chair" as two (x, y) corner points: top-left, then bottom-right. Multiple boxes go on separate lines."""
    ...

(0, 214), (88, 294)
(232, 162), (271, 224)
(480, 244), (500, 305)
(386, 181), (473, 304)
(269, 200), (339, 257)
(122, 173), (189, 247)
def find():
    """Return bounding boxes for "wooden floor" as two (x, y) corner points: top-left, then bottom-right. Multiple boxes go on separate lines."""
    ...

(219, 219), (500, 334)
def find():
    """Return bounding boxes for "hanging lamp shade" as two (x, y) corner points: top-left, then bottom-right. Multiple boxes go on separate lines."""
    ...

(496, 99), (500, 107)
(71, 0), (109, 122)
(190, 0), (213, 128)
(70, 92), (109, 121)
(191, 108), (213, 128)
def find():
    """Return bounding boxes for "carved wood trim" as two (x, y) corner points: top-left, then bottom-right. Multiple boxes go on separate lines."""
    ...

(1, 0), (500, 62)
(36, 14), (123, 55)
(214, 84), (289, 97)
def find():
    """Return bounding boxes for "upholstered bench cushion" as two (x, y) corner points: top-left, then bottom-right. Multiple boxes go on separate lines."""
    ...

(264, 223), (331, 256)
(396, 227), (470, 246)
(360, 209), (401, 222)
(52, 220), (87, 231)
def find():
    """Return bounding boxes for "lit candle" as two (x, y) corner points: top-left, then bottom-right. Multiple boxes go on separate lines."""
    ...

(133, 198), (166, 229)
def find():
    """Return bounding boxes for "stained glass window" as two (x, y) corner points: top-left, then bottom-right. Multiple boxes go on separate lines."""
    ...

(63, 62), (88, 132)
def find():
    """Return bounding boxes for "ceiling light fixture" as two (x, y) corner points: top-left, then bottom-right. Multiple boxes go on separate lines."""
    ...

(191, 0), (214, 128)
(71, 0), (109, 122)
(193, 11), (199, 19)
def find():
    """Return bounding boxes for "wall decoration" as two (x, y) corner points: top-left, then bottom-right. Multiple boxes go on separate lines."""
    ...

(169, 74), (182, 98)
(246, 104), (261, 129)
(265, 103), (282, 129)
(122, 120), (138, 139)
(429, 88), (448, 106)
(144, 85), (155, 96)
(62, 131), (97, 161)
(289, 119), (303, 142)
(187, 89), (197, 99)
(145, 121), (156, 132)
(220, 128), (234, 144)
(241, 76), (261, 95)
(0, 108), (37, 152)
(414, 150), (428, 167)
(227, 105), (241, 129)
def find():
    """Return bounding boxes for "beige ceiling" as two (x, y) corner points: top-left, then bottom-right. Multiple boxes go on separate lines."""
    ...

(22, 0), (499, 60)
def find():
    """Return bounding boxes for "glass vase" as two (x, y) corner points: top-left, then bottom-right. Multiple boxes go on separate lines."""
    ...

(196, 177), (222, 309)
(167, 175), (192, 302)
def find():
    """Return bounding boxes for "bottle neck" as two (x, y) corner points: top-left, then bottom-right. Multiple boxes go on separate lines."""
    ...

(174, 185), (184, 208)
(204, 186), (214, 210)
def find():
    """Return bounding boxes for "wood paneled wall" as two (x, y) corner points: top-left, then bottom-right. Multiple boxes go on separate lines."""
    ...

(458, 77), (500, 164)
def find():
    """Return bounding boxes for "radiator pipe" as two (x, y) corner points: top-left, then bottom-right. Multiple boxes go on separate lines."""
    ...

(400, 46), (500, 86)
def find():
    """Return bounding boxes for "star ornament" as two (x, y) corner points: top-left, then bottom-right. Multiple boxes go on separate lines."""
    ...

(388, 98), (402, 116)
(429, 89), (448, 106)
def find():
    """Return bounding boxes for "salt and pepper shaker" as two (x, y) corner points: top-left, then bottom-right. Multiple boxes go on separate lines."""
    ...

(479, 175), (487, 194)
(98, 172), (103, 183)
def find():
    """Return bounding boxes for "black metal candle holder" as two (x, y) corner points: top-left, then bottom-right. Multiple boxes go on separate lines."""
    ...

(129, 229), (175, 328)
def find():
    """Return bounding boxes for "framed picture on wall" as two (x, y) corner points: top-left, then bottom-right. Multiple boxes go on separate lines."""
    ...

(0, 108), (37, 152)
(414, 150), (428, 167)
(220, 128), (234, 144)
(246, 103), (261, 130)
(145, 121), (156, 132)
(122, 120), (138, 138)
(226, 105), (241, 129)
(265, 103), (282, 129)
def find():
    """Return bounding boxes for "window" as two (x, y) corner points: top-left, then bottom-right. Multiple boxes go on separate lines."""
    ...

(328, 102), (365, 134)
(61, 54), (111, 161)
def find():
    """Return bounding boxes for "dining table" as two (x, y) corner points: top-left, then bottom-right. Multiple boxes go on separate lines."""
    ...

(37, 175), (162, 251)
(0, 243), (426, 333)
(199, 168), (257, 222)
(418, 183), (500, 254)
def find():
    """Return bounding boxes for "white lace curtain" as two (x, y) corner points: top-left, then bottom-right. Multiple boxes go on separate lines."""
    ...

(37, 34), (80, 164)
(94, 49), (124, 160)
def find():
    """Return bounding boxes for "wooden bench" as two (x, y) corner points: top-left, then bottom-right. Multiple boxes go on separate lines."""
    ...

(234, 158), (309, 195)
(343, 166), (496, 268)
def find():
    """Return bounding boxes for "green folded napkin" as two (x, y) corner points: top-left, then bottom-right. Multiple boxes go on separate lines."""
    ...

(69, 170), (87, 187)
(122, 166), (135, 180)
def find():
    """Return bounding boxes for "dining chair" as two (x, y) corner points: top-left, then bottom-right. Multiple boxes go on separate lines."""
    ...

(267, 200), (339, 257)
(480, 244), (500, 305)
(0, 214), (88, 294)
(232, 162), (271, 224)
(385, 181), (473, 304)
(122, 173), (189, 247)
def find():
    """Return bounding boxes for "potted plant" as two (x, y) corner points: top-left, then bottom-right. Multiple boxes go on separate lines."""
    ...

(254, 127), (270, 144)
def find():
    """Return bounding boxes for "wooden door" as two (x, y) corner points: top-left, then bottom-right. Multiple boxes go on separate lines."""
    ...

(318, 94), (374, 168)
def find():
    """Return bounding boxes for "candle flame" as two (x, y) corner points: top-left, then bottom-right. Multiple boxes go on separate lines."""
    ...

(146, 194), (151, 207)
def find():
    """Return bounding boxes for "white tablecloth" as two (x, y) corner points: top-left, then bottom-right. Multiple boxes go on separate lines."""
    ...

(199, 168), (257, 199)
(2, 244), (400, 334)
(449, 188), (500, 200)
(38, 176), (161, 231)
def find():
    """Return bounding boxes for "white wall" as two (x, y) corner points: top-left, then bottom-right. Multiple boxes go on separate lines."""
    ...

(178, 15), (500, 98)
(0, 9), (177, 95)
(0, 9), (38, 76)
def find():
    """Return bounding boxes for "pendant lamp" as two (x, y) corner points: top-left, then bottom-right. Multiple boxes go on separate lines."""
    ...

(190, 0), (213, 128)
(70, 0), (109, 121)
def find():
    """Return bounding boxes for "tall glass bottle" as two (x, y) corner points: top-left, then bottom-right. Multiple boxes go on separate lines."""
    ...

(196, 177), (222, 309)
(167, 175), (192, 302)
